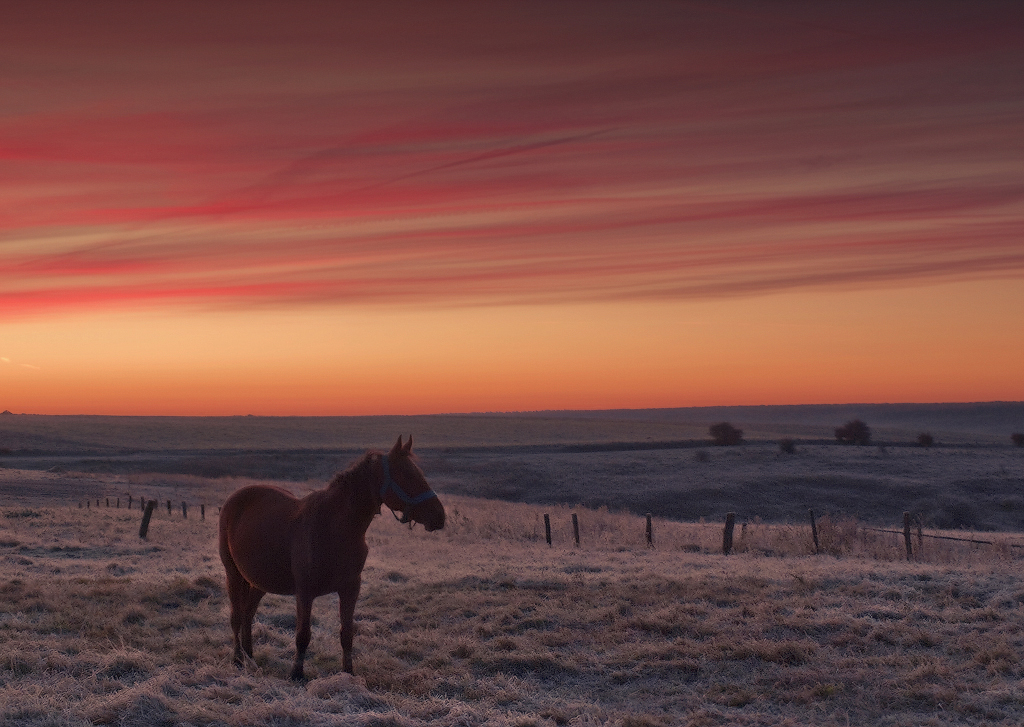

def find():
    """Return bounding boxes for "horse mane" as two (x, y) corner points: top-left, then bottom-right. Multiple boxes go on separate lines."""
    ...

(328, 448), (421, 490)
(328, 451), (377, 489)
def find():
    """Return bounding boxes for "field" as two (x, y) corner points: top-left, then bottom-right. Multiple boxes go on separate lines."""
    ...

(2, 402), (1024, 529)
(2, 404), (1024, 725)
(3, 496), (1024, 726)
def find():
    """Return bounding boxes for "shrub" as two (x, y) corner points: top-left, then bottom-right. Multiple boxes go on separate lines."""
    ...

(835, 419), (871, 445)
(778, 439), (796, 454)
(1012, 433), (1024, 448)
(918, 433), (934, 448)
(709, 422), (743, 446)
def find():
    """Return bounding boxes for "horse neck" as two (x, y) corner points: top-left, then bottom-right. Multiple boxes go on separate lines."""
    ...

(326, 455), (379, 532)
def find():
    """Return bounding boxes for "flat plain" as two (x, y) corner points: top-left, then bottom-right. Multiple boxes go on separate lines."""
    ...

(2, 403), (1024, 726)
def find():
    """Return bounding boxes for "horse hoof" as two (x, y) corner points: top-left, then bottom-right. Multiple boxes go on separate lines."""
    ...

(290, 669), (306, 682)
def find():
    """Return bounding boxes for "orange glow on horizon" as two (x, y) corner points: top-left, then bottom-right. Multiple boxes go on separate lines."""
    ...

(2, 279), (1022, 416)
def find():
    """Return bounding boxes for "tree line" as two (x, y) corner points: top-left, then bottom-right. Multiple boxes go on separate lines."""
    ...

(708, 419), (1024, 450)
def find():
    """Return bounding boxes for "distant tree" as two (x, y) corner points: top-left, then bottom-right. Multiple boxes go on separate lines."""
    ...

(710, 422), (743, 446)
(779, 438), (796, 454)
(1013, 433), (1024, 448)
(835, 419), (871, 445)
(917, 433), (934, 448)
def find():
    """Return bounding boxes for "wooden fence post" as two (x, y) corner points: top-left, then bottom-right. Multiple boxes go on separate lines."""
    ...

(128, 495), (133, 509)
(166, 499), (172, 515)
(723, 512), (736, 555)
(201, 504), (205, 521)
(903, 511), (913, 561)
(809, 509), (820, 555)
(139, 500), (157, 539)
(646, 513), (653, 548)
(572, 513), (580, 547)
(544, 514), (551, 547)
(182, 502), (188, 519)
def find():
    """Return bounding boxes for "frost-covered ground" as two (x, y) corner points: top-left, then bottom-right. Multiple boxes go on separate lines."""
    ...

(2, 495), (1024, 726)
(2, 406), (1024, 724)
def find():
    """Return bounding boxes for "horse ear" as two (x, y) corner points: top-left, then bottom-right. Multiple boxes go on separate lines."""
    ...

(391, 435), (404, 456)
(403, 435), (413, 455)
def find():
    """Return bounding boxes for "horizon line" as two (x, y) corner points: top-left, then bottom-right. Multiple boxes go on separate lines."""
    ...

(3, 400), (1022, 418)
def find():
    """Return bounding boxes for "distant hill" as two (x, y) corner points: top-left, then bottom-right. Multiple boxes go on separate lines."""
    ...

(0, 402), (1020, 455)
(502, 402), (1024, 443)
(2, 402), (1022, 527)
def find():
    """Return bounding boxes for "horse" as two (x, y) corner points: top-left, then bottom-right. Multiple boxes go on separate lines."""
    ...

(218, 435), (445, 679)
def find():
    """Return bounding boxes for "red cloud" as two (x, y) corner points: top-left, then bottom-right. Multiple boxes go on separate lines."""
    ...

(2, 1), (1022, 318)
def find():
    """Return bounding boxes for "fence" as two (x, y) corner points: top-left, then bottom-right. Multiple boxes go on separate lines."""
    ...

(79, 496), (209, 520)
(532, 508), (1024, 562)
(732, 509), (1024, 561)
(76, 495), (214, 540)
(71, 493), (1024, 560)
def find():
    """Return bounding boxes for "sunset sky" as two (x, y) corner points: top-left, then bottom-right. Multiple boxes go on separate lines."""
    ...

(2, 1), (1023, 415)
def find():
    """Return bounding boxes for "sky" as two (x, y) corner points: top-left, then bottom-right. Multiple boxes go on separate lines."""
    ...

(2, 1), (1023, 415)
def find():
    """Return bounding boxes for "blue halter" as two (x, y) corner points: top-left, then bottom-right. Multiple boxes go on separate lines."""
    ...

(380, 455), (438, 522)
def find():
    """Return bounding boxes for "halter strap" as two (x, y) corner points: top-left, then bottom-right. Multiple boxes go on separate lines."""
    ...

(380, 455), (438, 511)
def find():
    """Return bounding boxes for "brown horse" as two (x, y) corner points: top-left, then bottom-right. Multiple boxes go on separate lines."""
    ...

(218, 435), (444, 679)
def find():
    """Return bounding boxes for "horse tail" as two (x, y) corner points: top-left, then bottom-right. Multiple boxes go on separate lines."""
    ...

(218, 493), (249, 591)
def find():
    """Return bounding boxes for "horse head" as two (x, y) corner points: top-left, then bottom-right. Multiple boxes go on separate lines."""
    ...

(380, 435), (446, 531)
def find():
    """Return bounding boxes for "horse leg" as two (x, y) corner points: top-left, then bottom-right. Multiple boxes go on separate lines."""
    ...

(240, 587), (265, 663)
(291, 592), (313, 681)
(339, 581), (361, 674)
(229, 591), (246, 666)
(224, 563), (253, 667)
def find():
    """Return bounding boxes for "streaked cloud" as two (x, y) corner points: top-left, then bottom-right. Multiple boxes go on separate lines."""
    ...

(2, 1), (1022, 318)
(0, 356), (38, 370)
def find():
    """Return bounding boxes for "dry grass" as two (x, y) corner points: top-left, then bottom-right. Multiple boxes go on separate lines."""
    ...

(3, 488), (1024, 726)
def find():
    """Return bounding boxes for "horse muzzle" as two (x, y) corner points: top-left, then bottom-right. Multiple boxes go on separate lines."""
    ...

(411, 498), (446, 532)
